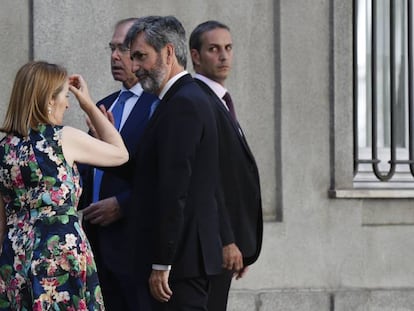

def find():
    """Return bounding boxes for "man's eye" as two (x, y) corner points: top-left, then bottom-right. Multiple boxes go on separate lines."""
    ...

(131, 53), (146, 61)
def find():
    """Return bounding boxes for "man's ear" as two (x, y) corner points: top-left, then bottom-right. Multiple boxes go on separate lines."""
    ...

(165, 43), (176, 64)
(190, 49), (200, 66)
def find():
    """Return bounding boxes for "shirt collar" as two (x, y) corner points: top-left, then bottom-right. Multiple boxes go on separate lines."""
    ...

(193, 73), (227, 99)
(158, 71), (189, 100)
(120, 82), (144, 97)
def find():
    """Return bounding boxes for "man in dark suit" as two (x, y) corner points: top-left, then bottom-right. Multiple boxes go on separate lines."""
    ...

(125, 15), (223, 310)
(79, 18), (158, 311)
(189, 20), (263, 311)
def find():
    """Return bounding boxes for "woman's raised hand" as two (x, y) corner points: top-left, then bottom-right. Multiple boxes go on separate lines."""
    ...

(69, 74), (94, 111)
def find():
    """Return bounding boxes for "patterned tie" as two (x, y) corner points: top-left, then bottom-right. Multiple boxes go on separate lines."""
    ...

(148, 98), (161, 119)
(223, 92), (237, 121)
(92, 90), (134, 202)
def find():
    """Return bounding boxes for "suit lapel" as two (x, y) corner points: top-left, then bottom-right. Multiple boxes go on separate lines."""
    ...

(98, 90), (156, 152)
(145, 74), (194, 126)
(98, 91), (120, 110)
(120, 92), (155, 152)
(195, 79), (255, 160)
(120, 92), (152, 135)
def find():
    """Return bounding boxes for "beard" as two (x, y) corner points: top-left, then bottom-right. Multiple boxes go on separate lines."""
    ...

(136, 54), (167, 94)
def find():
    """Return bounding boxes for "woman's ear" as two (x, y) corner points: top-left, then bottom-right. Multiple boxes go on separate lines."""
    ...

(47, 100), (54, 115)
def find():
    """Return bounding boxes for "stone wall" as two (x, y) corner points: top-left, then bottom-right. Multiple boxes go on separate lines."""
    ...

(1, 1), (414, 310)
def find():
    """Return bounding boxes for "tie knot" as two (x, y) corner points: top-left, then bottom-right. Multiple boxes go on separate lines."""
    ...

(112, 91), (133, 130)
(223, 92), (232, 102)
(117, 90), (134, 105)
(222, 92), (237, 120)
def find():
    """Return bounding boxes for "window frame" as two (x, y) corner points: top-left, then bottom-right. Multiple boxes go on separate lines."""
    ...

(329, 0), (414, 198)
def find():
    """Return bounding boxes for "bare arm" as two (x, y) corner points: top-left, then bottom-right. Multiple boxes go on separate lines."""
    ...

(62, 75), (128, 167)
(61, 126), (128, 167)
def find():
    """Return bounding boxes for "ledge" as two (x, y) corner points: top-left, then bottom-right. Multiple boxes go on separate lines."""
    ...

(328, 189), (414, 199)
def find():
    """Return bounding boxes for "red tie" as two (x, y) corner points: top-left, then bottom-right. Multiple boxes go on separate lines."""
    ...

(222, 92), (237, 121)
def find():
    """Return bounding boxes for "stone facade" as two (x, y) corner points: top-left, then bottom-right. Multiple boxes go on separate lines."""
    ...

(1, 1), (414, 310)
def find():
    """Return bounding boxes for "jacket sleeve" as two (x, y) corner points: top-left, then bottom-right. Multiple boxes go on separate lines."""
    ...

(216, 178), (235, 246)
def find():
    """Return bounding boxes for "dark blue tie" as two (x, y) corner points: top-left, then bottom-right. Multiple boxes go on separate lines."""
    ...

(92, 91), (134, 202)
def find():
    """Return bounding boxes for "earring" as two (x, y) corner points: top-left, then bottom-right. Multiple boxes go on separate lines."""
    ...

(48, 107), (52, 114)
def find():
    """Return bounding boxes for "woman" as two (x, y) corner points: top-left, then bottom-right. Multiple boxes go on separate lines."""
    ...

(0, 61), (128, 310)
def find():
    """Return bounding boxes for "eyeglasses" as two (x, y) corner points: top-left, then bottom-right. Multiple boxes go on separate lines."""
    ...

(107, 43), (130, 54)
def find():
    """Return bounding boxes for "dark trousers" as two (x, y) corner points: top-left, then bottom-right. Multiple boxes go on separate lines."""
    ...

(98, 263), (155, 311)
(207, 270), (233, 311)
(154, 276), (211, 311)
(98, 265), (131, 310)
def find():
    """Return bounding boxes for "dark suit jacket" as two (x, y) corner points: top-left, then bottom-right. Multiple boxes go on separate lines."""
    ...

(79, 89), (157, 274)
(195, 79), (263, 266)
(128, 74), (223, 280)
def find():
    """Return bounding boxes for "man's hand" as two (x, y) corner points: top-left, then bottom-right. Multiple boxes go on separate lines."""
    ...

(82, 196), (122, 226)
(86, 104), (115, 137)
(234, 265), (249, 280)
(149, 270), (173, 302)
(222, 243), (243, 272)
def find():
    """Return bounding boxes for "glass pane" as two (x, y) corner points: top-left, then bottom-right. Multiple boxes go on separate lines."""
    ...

(394, 0), (408, 148)
(355, 0), (412, 184)
(357, 0), (408, 151)
(356, 0), (371, 149)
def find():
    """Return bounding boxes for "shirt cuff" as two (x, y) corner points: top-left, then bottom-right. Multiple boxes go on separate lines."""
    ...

(152, 264), (172, 271)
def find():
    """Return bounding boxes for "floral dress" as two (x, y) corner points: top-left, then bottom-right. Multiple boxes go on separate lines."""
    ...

(0, 124), (105, 311)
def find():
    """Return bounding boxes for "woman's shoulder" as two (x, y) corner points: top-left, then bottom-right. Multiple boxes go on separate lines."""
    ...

(32, 123), (64, 136)
(38, 123), (63, 131)
(0, 132), (25, 147)
(59, 125), (83, 137)
(29, 124), (67, 151)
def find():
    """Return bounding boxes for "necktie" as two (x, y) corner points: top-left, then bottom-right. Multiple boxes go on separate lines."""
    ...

(223, 92), (237, 121)
(148, 98), (161, 119)
(112, 90), (134, 130)
(92, 90), (134, 202)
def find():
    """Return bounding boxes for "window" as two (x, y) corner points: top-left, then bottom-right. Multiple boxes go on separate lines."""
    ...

(354, 0), (414, 188)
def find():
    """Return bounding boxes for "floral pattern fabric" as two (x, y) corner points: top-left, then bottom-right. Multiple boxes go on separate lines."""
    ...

(0, 124), (104, 310)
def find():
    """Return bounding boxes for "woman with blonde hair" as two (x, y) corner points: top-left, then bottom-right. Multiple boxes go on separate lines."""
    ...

(0, 61), (128, 310)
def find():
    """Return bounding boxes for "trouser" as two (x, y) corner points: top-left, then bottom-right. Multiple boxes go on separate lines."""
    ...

(207, 270), (233, 311)
(154, 276), (211, 311)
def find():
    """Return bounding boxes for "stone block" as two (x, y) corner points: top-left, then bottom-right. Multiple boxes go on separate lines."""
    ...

(228, 290), (330, 311)
(228, 290), (258, 311)
(335, 290), (414, 311)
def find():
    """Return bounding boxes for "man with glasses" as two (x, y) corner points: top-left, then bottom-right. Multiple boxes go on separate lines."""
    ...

(79, 18), (157, 311)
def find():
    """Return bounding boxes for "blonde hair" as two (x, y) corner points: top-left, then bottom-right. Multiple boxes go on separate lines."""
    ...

(0, 61), (68, 136)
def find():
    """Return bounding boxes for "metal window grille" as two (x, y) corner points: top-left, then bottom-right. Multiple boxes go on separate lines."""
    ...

(354, 0), (414, 186)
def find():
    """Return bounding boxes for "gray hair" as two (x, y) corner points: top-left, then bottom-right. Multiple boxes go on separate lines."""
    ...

(125, 15), (187, 68)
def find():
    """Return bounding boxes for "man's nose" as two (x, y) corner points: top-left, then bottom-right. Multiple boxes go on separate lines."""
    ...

(219, 49), (228, 60)
(111, 50), (121, 60)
